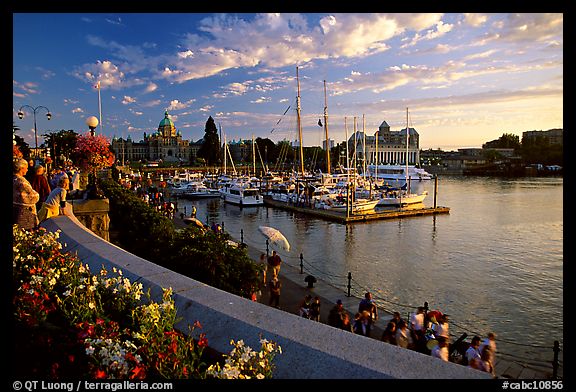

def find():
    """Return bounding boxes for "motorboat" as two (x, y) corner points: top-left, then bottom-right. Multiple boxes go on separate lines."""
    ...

(219, 180), (264, 207)
(170, 181), (220, 199)
(366, 164), (433, 183)
(377, 189), (428, 206)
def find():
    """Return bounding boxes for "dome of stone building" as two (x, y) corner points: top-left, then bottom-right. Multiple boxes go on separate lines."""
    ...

(158, 110), (176, 137)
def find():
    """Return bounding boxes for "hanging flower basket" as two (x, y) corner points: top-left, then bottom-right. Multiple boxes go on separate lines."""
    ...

(71, 132), (115, 199)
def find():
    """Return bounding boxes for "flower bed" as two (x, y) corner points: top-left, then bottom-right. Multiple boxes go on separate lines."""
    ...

(12, 225), (281, 379)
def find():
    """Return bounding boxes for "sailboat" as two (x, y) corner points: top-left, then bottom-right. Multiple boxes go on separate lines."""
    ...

(320, 115), (379, 214)
(218, 127), (264, 207)
(377, 108), (428, 207)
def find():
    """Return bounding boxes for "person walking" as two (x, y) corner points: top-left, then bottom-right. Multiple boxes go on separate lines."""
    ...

(258, 253), (267, 285)
(358, 292), (378, 337)
(13, 158), (40, 230)
(298, 294), (312, 318)
(268, 277), (281, 309)
(480, 332), (497, 376)
(410, 307), (426, 352)
(309, 296), (321, 322)
(267, 250), (282, 281)
(465, 335), (482, 367)
(395, 319), (411, 348)
(29, 164), (51, 212)
(37, 176), (70, 223)
(381, 319), (397, 344)
(431, 336), (449, 362)
(328, 299), (347, 329)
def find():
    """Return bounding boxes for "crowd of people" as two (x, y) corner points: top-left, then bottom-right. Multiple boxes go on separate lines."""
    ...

(324, 294), (497, 376)
(13, 158), (81, 230)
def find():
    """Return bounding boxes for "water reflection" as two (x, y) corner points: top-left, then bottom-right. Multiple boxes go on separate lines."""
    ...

(171, 176), (563, 370)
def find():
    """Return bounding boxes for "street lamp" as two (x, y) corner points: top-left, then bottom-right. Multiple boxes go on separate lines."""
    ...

(86, 116), (99, 136)
(17, 105), (52, 158)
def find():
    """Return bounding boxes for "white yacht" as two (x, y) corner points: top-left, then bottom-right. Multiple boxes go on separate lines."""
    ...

(219, 180), (264, 207)
(170, 181), (220, 199)
(366, 164), (433, 183)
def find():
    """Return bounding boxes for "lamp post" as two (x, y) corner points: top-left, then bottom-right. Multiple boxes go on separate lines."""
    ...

(17, 105), (52, 159)
(86, 116), (99, 137)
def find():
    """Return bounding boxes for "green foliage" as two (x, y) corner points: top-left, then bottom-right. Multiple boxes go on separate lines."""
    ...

(197, 116), (221, 166)
(99, 179), (261, 298)
(520, 135), (563, 165)
(43, 129), (79, 165)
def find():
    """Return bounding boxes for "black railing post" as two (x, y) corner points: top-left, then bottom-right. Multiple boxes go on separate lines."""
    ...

(300, 253), (304, 274)
(240, 229), (244, 245)
(553, 340), (560, 379)
(266, 239), (269, 257)
(347, 272), (352, 297)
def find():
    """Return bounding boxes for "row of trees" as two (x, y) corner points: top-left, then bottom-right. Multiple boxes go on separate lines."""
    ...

(482, 132), (563, 166)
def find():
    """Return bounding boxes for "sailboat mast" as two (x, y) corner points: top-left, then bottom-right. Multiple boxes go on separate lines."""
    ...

(353, 116), (357, 187)
(252, 133), (256, 177)
(362, 114), (367, 182)
(344, 117), (349, 171)
(375, 120), (379, 182)
(221, 124), (226, 175)
(296, 66), (305, 177)
(323, 80), (331, 174)
(406, 107), (410, 193)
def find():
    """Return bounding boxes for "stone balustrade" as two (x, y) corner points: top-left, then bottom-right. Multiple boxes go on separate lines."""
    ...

(39, 204), (490, 379)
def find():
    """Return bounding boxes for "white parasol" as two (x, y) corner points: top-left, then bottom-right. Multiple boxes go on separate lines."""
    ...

(258, 226), (290, 252)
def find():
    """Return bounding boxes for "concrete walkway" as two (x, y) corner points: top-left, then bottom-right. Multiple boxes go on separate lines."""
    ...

(175, 215), (391, 338)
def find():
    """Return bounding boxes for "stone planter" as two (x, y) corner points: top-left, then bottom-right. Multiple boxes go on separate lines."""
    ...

(70, 198), (110, 242)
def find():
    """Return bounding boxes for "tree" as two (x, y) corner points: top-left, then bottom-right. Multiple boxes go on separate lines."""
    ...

(13, 134), (31, 159)
(43, 130), (79, 166)
(197, 116), (221, 166)
(482, 133), (521, 150)
(253, 137), (278, 170)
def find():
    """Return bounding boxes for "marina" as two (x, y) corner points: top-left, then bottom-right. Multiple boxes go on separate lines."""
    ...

(166, 175), (563, 379)
(262, 196), (450, 223)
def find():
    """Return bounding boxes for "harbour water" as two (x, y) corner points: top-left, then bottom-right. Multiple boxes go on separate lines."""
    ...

(172, 175), (563, 375)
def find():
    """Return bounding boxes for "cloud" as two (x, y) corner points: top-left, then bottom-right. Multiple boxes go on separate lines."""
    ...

(168, 99), (196, 111)
(401, 20), (454, 48)
(122, 96), (137, 105)
(162, 13), (444, 83)
(144, 82), (158, 93)
(250, 96), (271, 104)
(463, 13), (489, 27)
(496, 13), (563, 43)
(330, 56), (562, 95)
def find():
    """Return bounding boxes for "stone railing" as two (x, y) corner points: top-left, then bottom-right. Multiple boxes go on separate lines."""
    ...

(40, 205), (490, 379)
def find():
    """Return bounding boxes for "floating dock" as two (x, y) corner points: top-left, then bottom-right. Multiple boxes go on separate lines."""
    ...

(263, 197), (450, 223)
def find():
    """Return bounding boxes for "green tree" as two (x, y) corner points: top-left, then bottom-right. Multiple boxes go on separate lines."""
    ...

(197, 116), (221, 166)
(43, 129), (79, 166)
(254, 137), (278, 171)
(483, 133), (521, 150)
(13, 134), (31, 159)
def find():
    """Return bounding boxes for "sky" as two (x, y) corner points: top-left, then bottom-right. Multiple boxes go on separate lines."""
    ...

(13, 13), (563, 151)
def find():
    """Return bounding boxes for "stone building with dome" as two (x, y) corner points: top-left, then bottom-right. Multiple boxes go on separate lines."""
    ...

(111, 111), (202, 165)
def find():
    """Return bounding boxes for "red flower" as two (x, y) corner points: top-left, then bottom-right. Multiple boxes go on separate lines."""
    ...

(94, 369), (107, 379)
(198, 333), (208, 348)
(130, 364), (146, 380)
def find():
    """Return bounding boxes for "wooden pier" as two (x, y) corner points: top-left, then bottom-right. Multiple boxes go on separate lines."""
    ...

(263, 197), (450, 223)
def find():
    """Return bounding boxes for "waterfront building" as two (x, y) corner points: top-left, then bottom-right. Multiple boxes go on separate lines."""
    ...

(227, 139), (252, 163)
(111, 111), (202, 165)
(347, 120), (420, 166)
(522, 128), (563, 146)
